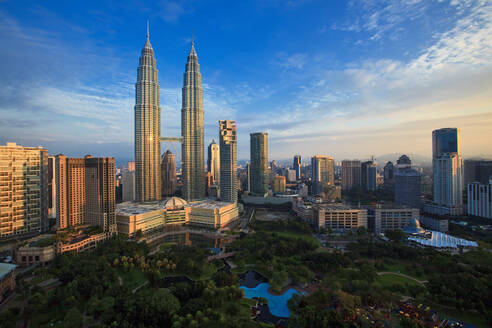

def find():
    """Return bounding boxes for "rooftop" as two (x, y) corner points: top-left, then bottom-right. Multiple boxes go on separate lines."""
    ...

(116, 201), (168, 216)
(186, 200), (235, 209)
(0, 263), (16, 280)
(408, 231), (478, 249)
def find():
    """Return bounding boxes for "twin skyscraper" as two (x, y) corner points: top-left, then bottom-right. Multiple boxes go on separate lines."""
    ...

(134, 28), (206, 203)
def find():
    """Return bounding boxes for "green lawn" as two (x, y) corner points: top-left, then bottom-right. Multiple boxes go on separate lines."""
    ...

(276, 231), (320, 245)
(377, 273), (422, 288)
(429, 302), (489, 328)
(117, 268), (147, 290)
(159, 242), (177, 251)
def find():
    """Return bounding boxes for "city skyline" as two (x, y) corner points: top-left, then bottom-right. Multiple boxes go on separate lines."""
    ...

(0, 1), (491, 162)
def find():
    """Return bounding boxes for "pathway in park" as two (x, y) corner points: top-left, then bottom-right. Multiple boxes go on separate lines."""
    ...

(377, 271), (428, 286)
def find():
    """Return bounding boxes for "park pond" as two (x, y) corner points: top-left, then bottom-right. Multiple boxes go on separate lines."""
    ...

(240, 282), (303, 317)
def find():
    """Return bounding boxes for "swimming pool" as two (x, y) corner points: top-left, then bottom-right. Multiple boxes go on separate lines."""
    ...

(240, 282), (302, 317)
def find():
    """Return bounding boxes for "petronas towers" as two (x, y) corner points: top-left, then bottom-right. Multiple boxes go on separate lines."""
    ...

(134, 28), (204, 202)
(134, 30), (161, 202)
(181, 42), (205, 201)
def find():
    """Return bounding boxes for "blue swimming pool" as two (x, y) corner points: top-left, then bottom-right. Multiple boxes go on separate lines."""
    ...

(240, 282), (301, 317)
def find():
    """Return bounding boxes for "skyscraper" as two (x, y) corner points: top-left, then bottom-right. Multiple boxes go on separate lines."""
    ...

(250, 132), (268, 196)
(0, 143), (48, 240)
(432, 128), (459, 159)
(395, 168), (422, 209)
(56, 155), (116, 232)
(383, 161), (395, 191)
(464, 160), (492, 186)
(181, 41), (205, 201)
(219, 120), (237, 203)
(311, 155), (335, 185)
(207, 140), (220, 185)
(430, 128), (463, 215)
(293, 155), (302, 180)
(161, 150), (177, 197)
(361, 161), (377, 191)
(134, 28), (161, 202)
(341, 160), (361, 191)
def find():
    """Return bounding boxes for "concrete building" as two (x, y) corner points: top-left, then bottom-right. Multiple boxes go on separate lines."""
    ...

(207, 140), (220, 186)
(368, 207), (420, 234)
(361, 160), (377, 191)
(293, 155), (302, 180)
(16, 243), (56, 266)
(311, 155), (335, 185)
(341, 160), (361, 191)
(127, 161), (135, 172)
(134, 28), (161, 202)
(0, 142), (48, 240)
(464, 160), (492, 187)
(55, 155), (116, 233)
(314, 205), (367, 231)
(161, 150), (177, 197)
(419, 215), (449, 232)
(116, 197), (239, 236)
(395, 168), (422, 209)
(286, 169), (297, 183)
(122, 170), (135, 202)
(250, 132), (269, 196)
(273, 176), (286, 193)
(219, 120), (237, 203)
(0, 263), (16, 303)
(181, 41), (205, 201)
(467, 178), (492, 219)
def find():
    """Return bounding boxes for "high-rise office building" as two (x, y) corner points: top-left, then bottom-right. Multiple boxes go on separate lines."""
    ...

(311, 156), (335, 185)
(395, 168), (422, 209)
(361, 161), (377, 191)
(56, 155), (116, 232)
(250, 132), (268, 196)
(293, 155), (302, 180)
(383, 161), (395, 191)
(134, 28), (161, 202)
(161, 150), (177, 197)
(467, 178), (492, 219)
(181, 41), (205, 201)
(396, 155), (412, 171)
(219, 120), (237, 203)
(122, 170), (135, 202)
(433, 153), (463, 214)
(430, 128), (463, 215)
(0, 143), (48, 240)
(464, 160), (492, 187)
(341, 160), (361, 191)
(432, 128), (459, 159)
(246, 163), (251, 192)
(207, 140), (220, 185)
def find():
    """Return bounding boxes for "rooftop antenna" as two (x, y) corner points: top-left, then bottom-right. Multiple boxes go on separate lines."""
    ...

(147, 20), (149, 40)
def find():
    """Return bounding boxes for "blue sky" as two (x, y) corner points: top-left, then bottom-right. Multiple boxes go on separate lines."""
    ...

(0, 0), (491, 165)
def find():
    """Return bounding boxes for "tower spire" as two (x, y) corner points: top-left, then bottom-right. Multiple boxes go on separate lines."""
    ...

(147, 20), (149, 40)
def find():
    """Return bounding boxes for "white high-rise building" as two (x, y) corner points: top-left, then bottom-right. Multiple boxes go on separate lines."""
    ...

(207, 140), (220, 186)
(433, 153), (463, 214)
(467, 178), (492, 219)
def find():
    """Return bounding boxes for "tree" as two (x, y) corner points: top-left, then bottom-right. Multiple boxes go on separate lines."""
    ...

(63, 307), (83, 328)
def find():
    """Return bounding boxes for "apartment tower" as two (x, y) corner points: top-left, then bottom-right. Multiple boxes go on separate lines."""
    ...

(0, 143), (48, 240)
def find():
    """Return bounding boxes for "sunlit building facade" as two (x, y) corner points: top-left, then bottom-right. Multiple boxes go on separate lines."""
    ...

(208, 140), (220, 186)
(134, 30), (161, 202)
(0, 143), (48, 240)
(161, 150), (177, 197)
(182, 42), (205, 201)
